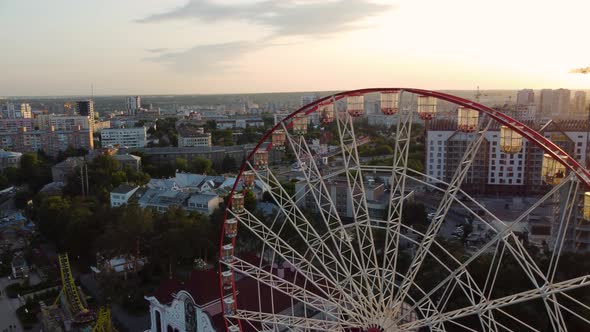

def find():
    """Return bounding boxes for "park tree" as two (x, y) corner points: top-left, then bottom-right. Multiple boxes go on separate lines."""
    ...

(174, 158), (189, 172)
(221, 155), (237, 173)
(191, 157), (212, 174)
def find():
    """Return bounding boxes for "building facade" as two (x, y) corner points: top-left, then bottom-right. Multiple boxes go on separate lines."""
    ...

(0, 150), (22, 169)
(177, 126), (212, 148)
(110, 184), (140, 207)
(552, 88), (571, 118)
(516, 89), (534, 106)
(101, 127), (147, 148)
(426, 119), (586, 195)
(0, 126), (93, 157)
(35, 115), (91, 131)
(539, 89), (553, 117)
(573, 91), (587, 115)
(126, 96), (141, 116)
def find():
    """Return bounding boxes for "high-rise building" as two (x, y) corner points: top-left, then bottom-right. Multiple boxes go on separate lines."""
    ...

(19, 103), (32, 118)
(552, 88), (571, 118)
(573, 91), (587, 114)
(539, 89), (553, 116)
(126, 96), (141, 116)
(1, 103), (31, 119)
(76, 100), (94, 118)
(76, 100), (95, 132)
(516, 89), (534, 106)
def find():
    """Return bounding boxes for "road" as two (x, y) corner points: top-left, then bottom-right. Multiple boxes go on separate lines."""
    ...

(416, 193), (469, 238)
(0, 277), (27, 332)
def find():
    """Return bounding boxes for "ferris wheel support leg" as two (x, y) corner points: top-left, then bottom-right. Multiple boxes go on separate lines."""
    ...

(335, 102), (383, 315)
(389, 119), (492, 316)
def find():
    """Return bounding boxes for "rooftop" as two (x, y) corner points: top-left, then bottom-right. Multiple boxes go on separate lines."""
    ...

(114, 154), (141, 162)
(112, 184), (139, 194)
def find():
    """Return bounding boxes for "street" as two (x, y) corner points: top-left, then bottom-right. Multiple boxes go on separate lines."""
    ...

(0, 277), (26, 332)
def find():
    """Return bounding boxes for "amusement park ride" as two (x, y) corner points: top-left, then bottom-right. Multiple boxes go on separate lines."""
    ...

(219, 88), (590, 331)
(41, 253), (114, 332)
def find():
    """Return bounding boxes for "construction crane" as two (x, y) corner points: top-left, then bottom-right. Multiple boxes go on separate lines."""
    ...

(474, 86), (488, 103)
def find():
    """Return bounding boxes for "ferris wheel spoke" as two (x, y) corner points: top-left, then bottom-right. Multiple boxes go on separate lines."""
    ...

(232, 208), (362, 309)
(335, 106), (383, 314)
(547, 179), (579, 283)
(495, 308), (542, 332)
(283, 130), (371, 303)
(397, 274), (590, 331)
(382, 92), (414, 314)
(555, 292), (590, 325)
(394, 176), (574, 325)
(229, 310), (360, 331)
(391, 119), (492, 314)
(246, 161), (373, 312)
(373, 221), (497, 332)
(224, 257), (364, 324)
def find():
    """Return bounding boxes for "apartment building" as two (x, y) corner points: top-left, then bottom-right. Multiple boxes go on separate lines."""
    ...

(0, 126), (93, 157)
(426, 119), (586, 195)
(101, 127), (147, 148)
(177, 126), (212, 148)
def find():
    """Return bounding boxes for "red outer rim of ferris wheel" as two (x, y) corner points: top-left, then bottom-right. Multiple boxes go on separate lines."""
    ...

(218, 87), (590, 332)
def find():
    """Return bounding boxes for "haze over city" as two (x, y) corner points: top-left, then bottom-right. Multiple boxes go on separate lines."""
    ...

(2, 0), (590, 96)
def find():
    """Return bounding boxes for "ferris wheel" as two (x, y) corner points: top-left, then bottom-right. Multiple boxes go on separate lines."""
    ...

(219, 88), (590, 332)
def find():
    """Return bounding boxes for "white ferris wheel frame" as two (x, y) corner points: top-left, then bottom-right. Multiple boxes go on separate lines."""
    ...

(219, 88), (590, 332)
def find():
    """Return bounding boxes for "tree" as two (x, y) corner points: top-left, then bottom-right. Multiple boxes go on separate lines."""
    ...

(14, 190), (32, 209)
(221, 155), (237, 173)
(244, 190), (257, 211)
(174, 158), (189, 172)
(401, 201), (429, 233)
(191, 157), (212, 174)
(36, 196), (71, 245)
(2, 167), (18, 184)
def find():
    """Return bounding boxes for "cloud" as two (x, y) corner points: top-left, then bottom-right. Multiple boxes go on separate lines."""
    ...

(148, 41), (258, 74)
(570, 67), (590, 74)
(140, 0), (394, 73)
(139, 0), (393, 37)
(146, 48), (170, 53)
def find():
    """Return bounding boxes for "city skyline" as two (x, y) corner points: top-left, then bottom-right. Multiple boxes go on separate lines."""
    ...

(1, 0), (590, 96)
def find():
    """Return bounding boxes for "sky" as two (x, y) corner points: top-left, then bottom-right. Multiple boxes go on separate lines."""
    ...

(1, 0), (590, 96)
